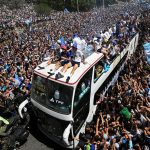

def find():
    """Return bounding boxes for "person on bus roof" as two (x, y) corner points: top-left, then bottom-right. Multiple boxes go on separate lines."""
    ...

(64, 43), (85, 83)
(49, 45), (73, 79)
(55, 46), (73, 78)
(47, 43), (62, 65)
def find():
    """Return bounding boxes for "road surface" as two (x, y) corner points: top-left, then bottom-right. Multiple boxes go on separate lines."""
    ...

(20, 133), (54, 150)
(20, 120), (67, 150)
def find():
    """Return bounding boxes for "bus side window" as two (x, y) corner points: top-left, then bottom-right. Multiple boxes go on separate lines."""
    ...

(73, 69), (92, 109)
(73, 68), (92, 135)
(94, 60), (104, 83)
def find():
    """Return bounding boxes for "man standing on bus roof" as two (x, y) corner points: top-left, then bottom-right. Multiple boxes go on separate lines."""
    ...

(65, 43), (85, 83)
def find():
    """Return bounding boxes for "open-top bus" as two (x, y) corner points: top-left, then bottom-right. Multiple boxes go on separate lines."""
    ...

(19, 33), (139, 149)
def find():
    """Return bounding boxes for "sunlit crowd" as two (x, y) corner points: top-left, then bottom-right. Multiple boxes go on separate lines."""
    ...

(0, 2), (150, 150)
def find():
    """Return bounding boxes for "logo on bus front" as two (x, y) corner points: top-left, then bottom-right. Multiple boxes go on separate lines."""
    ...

(49, 90), (64, 105)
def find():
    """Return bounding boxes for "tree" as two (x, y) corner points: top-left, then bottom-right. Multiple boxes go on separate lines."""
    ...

(33, 0), (54, 15)
(0, 0), (9, 7)
(96, 0), (117, 7)
(73, 0), (95, 11)
(64, 0), (95, 12)
(8, 0), (25, 9)
(34, 2), (51, 15)
(33, 0), (118, 13)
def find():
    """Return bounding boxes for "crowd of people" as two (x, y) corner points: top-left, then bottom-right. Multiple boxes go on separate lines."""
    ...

(76, 11), (150, 150)
(0, 1), (149, 150)
(0, 2), (141, 104)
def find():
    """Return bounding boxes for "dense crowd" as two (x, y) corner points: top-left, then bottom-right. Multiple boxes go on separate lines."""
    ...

(0, 2), (150, 150)
(76, 11), (150, 150)
(0, 2), (140, 104)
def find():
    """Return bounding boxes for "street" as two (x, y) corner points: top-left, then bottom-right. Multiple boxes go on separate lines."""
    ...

(20, 133), (54, 150)
(19, 121), (67, 150)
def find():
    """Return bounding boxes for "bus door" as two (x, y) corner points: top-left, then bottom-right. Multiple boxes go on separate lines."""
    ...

(72, 68), (93, 136)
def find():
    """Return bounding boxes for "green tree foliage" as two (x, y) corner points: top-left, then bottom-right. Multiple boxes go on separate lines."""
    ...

(0, 0), (7, 6)
(43, 0), (117, 12)
(117, 0), (130, 2)
(34, 0), (97, 12)
(0, 0), (25, 9)
(0, 0), (118, 13)
(34, 3), (51, 15)
(50, 0), (65, 10)
(71, 0), (95, 11)
(9, 0), (25, 9)
(96, 0), (117, 7)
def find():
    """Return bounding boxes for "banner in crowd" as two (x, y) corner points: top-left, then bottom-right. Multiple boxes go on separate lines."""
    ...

(143, 42), (150, 64)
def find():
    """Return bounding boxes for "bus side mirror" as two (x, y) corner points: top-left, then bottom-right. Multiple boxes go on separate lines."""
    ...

(18, 99), (30, 118)
(63, 123), (72, 146)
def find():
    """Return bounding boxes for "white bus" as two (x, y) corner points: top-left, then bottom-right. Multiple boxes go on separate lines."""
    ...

(19, 33), (139, 149)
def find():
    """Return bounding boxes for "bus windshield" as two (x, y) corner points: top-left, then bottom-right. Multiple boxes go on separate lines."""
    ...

(31, 74), (73, 114)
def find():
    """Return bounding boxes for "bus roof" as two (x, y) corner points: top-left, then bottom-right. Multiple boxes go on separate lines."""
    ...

(34, 52), (103, 85)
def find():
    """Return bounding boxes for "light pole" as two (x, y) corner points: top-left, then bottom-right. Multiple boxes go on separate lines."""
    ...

(77, 0), (79, 12)
(103, 0), (105, 9)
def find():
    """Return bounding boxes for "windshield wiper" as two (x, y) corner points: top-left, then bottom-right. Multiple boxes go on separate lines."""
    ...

(38, 66), (45, 70)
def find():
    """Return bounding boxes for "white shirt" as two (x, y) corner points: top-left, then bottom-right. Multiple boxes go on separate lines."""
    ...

(73, 37), (82, 51)
(94, 41), (101, 51)
(104, 31), (111, 40)
(109, 28), (113, 35)
(81, 39), (87, 50)
(73, 50), (84, 62)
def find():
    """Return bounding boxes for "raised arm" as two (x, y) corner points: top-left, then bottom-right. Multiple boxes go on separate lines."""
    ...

(96, 117), (100, 135)
(100, 112), (105, 125)
(136, 103), (141, 112)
